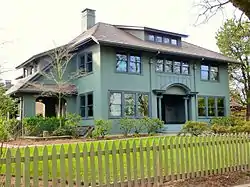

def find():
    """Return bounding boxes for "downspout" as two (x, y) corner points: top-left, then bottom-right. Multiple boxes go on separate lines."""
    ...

(149, 51), (160, 118)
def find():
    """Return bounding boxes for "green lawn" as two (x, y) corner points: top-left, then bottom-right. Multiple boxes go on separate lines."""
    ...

(0, 135), (249, 184)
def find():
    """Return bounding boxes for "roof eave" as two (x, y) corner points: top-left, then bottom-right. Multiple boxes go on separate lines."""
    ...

(98, 40), (237, 64)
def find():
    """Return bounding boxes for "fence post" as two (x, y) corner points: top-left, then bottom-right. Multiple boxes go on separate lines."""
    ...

(118, 141), (124, 187)
(112, 142), (118, 187)
(43, 146), (49, 187)
(97, 142), (104, 187)
(5, 149), (11, 187)
(83, 144), (89, 187)
(75, 144), (81, 187)
(24, 147), (30, 187)
(139, 139), (145, 187)
(15, 148), (21, 187)
(60, 145), (66, 187)
(67, 144), (74, 187)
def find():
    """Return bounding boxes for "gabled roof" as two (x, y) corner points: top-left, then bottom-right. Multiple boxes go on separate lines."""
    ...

(16, 22), (237, 70)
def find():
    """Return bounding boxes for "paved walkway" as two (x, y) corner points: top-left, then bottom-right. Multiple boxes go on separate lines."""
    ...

(234, 184), (250, 187)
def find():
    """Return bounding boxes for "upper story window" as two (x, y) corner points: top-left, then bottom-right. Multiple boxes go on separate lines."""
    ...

(24, 68), (28, 77)
(80, 92), (93, 119)
(148, 35), (155, 41)
(147, 34), (179, 46)
(156, 36), (163, 43)
(79, 52), (93, 73)
(155, 58), (189, 75)
(116, 53), (141, 74)
(201, 64), (218, 81)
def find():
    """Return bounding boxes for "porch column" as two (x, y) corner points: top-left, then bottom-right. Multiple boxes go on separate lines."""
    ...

(157, 95), (163, 120)
(183, 96), (189, 122)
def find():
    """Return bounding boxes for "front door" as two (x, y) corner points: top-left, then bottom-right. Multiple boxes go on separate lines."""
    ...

(161, 94), (186, 124)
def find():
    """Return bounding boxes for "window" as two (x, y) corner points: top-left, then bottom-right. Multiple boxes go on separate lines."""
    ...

(155, 58), (189, 74)
(217, 97), (225, 116)
(24, 68), (28, 77)
(182, 63), (189, 74)
(163, 37), (170, 44)
(165, 60), (173, 72)
(173, 61), (181, 74)
(148, 35), (155, 41)
(80, 92), (93, 118)
(156, 59), (164, 72)
(198, 96), (225, 117)
(198, 97), (206, 117)
(79, 53), (93, 73)
(129, 55), (141, 73)
(109, 91), (149, 118)
(171, 39), (178, 45)
(208, 97), (215, 116)
(116, 53), (141, 74)
(201, 64), (219, 81)
(124, 93), (135, 117)
(109, 93), (122, 117)
(156, 36), (163, 43)
(137, 94), (149, 117)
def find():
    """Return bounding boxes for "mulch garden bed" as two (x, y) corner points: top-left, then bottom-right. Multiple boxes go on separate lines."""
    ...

(0, 171), (250, 187)
(163, 171), (250, 187)
(3, 134), (151, 147)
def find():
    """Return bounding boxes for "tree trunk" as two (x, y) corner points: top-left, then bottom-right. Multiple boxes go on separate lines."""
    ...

(246, 91), (250, 121)
(58, 93), (62, 127)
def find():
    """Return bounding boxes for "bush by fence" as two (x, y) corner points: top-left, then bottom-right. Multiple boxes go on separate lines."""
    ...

(0, 134), (249, 186)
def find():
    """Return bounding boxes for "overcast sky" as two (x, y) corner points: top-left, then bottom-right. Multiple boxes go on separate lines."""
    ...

(0, 0), (237, 81)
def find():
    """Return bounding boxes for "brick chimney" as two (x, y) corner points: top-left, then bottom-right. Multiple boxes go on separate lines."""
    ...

(81, 8), (96, 32)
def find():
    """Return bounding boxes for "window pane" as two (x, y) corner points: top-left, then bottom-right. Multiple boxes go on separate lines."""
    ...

(124, 93), (135, 116)
(129, 55), (141, 73)
(86, 62), (92, 72)
(198, 97), (206, 116)
(148, 35), (155, 41)
(109, 93), (122, 117)
(217, 97), (225, 116)
(156, 59), (164, 72)
(87, 106), (93, 117)
(211, 66), (218, 72)
(87, 93), (93, 105)
(138, 94), (149, 117)
(87, 53), (92, 63)
(80, 56), (85, 69)
(210, 71), (218, 81)
(171, 39), (177, 45)
(80, 95), (85, 106)
(116, 54), (127, 72)
(165, 60), (172, 72)
(208, 97), (215, 116)
(110, 105), (121, 117)
(110, 93), (121, 104)
(173, 61), (181, 73)
(156, 36), (163, 43)
(201, 70), (209, 80)
(201, 65), (209, 71)
(163, 37), (170, 44)
(182, 63), (189, 74)
(80, 107), (85, 117)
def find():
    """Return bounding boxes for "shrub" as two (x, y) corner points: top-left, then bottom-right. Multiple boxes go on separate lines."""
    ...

(92, 120), (112, 138)
(23, 116), (65, 136)
(0, 118), (9, 142)
(64, 113), (81, 138)
(142, 117), (164, 135)
(52, 127), (68, 136)
(178, 121), (209, 136)
(210, 117), (239, 127)
(5, 119), (20, 140)
(133, 119), (145, 135)
(120, 118), (134, 136)
(211, 124), (230, 134)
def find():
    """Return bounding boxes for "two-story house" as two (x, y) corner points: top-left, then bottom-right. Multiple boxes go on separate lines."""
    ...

(7, 8), (236, 133)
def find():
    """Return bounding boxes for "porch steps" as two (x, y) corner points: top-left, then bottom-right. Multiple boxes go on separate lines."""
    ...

(159, 124), (182, 134)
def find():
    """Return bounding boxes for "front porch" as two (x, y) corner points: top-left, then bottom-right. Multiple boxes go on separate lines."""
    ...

(154, 83), (197, 133)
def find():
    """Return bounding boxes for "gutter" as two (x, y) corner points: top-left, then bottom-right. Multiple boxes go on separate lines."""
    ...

(98, 40), (238, 64)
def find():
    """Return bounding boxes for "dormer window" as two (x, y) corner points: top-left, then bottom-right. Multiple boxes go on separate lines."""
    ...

(147, 33), (179, 46)
(156, 36), (162, 43)
(148, 35), (155, 41)
(24, 68), (28, 77)
(171, 39), (177, 45)
(163, 37), (170, 44)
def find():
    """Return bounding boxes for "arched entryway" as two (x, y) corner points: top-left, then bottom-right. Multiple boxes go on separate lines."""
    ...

(35, 97), (67, 117)
(155, 83), (191, 124)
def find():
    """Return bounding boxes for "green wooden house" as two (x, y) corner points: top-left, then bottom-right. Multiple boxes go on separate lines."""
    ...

(7, 8), (236, 133)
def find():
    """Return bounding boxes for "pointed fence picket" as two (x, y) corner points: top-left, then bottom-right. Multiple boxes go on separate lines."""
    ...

(0, 134), (249, 187)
